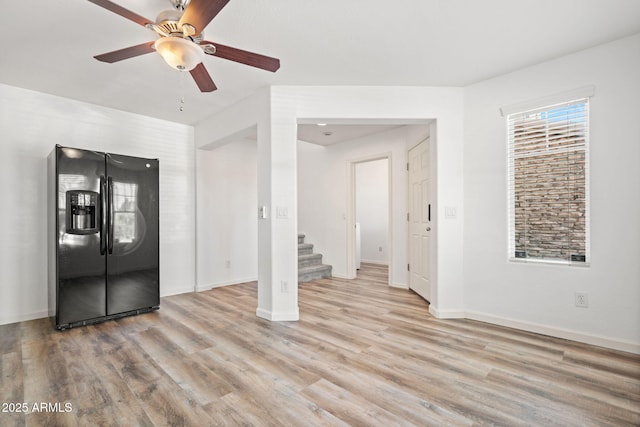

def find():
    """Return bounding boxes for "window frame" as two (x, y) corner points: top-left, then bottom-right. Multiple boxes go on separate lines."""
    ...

(506, 96), (591, 266)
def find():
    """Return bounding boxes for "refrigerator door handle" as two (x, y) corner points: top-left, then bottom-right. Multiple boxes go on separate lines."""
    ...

(100, 175), (107, 255)
(107, 176), (114, 254)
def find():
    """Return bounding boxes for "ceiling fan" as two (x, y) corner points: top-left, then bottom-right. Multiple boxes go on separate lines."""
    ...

(88, 0), (280, 92)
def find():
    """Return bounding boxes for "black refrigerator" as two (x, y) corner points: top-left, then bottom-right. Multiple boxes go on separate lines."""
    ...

(48, 145), (160, 329)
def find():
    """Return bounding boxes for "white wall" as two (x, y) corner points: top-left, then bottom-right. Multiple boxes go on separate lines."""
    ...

(463, 33), (640, 352)
(196, 139), (258, 289)
(0, 83), (196, 325)
(356, 159), (389, 264)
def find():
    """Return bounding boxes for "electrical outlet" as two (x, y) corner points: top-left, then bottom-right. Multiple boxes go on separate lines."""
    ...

(281, 281), (288, 293)
(225, 260), (231, 268)
(378, 246), (383, 252)
(575, 292), (588, 308)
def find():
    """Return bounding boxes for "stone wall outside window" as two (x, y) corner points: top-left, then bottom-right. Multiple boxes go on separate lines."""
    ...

(512, 116), (587, 261)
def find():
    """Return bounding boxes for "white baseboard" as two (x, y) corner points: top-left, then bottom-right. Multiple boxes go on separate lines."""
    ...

(331, 273), (352, 279)
(160, 286), (195, 297)
(196, 277), (258, 292)
(390, 282), (409, 289)
(429, 305), (465, 319)
(0, 310), (50, 326)
(256, 307), (299, 321)
(465, 310), (640, 354)
(360, 260), (389, 265)
(428, 307), (640, 353)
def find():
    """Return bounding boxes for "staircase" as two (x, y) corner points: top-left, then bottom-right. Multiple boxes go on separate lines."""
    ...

(298, 234), (332, 283)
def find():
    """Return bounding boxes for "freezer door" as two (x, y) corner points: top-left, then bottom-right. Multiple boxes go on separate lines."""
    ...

(106, 153), (159, 315)
(56, 146), (107, 326)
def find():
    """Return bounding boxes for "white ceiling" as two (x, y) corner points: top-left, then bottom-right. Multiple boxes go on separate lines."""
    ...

(3, 1), (640, 126)
(297, 124), (403, 146)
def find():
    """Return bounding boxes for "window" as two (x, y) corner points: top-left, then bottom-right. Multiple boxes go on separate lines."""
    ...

(113, 181), (138, 244)
(507, 98), (590, 264)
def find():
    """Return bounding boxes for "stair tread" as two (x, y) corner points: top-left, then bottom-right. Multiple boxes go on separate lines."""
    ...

(299, 264), (332, 273)
(298, 253), (322, 260)
(297, 233), (330, 283)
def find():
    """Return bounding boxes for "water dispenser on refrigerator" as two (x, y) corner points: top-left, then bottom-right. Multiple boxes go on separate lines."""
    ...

(66, 190), (99, 234)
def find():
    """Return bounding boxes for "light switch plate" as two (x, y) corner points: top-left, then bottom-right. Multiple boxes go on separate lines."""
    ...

(445, 206), (457, 218)
(276, 206), (288, 219)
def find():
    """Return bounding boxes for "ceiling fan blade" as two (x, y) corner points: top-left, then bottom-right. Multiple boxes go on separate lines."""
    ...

(94, 42), (156, 63)
(179, 0), (231, 34)
(189, 63), (217, 92)
(202, 41), (280, 72)
(87, 0), (153, 27)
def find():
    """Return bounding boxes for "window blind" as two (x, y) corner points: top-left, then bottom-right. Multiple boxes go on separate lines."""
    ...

(507, 98), (590, 263)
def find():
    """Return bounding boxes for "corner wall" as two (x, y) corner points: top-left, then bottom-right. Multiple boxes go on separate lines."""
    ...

(196, 139), (258, 289)
(463, 34), (640, 352)
(0, 84), (197, 325)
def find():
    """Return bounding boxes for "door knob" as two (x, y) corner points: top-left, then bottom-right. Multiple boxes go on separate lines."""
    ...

(426, 227), (431, 231)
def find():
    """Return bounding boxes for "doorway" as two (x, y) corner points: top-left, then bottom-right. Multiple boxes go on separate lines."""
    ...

(347, 154), (392, 285)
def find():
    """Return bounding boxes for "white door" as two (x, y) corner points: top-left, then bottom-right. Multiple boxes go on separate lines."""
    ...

(408, 138), (431, 301)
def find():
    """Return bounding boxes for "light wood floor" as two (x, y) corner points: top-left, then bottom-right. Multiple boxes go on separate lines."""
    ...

(1, 263), (639, 426)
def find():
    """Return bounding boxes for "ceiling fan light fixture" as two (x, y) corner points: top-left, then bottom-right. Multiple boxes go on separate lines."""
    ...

(154, 36), (204, 71)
